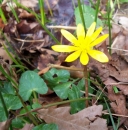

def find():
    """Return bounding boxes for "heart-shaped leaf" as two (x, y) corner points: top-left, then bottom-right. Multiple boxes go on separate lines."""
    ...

(19, 71), (48, 101)
(43, 68), (70, 89)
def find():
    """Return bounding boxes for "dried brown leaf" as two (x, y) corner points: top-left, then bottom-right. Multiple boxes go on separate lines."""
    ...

(0, 48), (13, 64)
(0, 118), (13, 130)
(20, 123), (34, 130)
(38, 105), (108, 130)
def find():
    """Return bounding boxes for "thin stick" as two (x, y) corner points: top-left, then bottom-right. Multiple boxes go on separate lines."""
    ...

(83, 65), (88, 107)
(48, 64), (83, 71)
(47, 25), (76, 30)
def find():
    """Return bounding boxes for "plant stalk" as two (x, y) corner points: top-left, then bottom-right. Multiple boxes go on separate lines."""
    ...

(83, 65), (88, 107)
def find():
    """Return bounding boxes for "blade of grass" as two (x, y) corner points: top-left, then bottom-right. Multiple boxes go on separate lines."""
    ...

(77, 0), (86, 33)
(104, 97), (117, 130)
(89, 0), (104, 18)
(45, 0), (53, 17)
(0, 91), (13, 130)
(94, 0), (100, 23)
(2, 44), (26, 71)
(0, 7), (7, 24)
(13, 0), (60, 45)
(0, 65), (18, 88)
(107, 0), (112, 54)
(1, 31), (25, 69)
(39, 0), (45, 25)
(9, 4), (19, 23)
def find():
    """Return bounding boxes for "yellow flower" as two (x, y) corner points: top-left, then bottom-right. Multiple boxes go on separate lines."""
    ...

(52, 22), (109, 65)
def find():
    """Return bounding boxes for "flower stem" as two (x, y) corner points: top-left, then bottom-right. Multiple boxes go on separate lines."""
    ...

(83, 65), (88, 107)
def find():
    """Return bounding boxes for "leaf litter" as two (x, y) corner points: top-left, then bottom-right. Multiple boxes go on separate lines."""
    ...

(1, 0), (128, 129)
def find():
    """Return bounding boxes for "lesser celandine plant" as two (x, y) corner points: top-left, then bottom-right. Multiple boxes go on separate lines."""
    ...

(52, 22), (109, 107)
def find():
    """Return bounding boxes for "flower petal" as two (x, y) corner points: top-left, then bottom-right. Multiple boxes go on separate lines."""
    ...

(80, 50), (89, 65)
(88, 50), (109, 62)
(61, 29), (79, 46)
(86, 22), (96, 37)
(91, 27), (102, 42)
(65, 50), (81, 62)
(52, 45), (78, 52)
(77, 24), (85, 40)
(90, 34), (108, 47)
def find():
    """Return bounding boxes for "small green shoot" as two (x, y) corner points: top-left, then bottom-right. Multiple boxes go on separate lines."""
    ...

(113, 86), (119, 94)
(39, 0), (46, 25)
(104, 98), (117, 130)
(0, 7), (7, 24)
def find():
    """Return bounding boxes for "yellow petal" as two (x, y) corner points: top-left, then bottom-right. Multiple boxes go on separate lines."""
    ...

(86, 22), (96, 37)
(80, 50), (89, 65)
(88, 50), (109, 62)
(65, 50), (81, 62)
(52, 45), (78, 52)
(90, 34), (108, 47)
(77, 24), (85, 40)
(61, 29), (79, 46)
(91, 27), (102, 42)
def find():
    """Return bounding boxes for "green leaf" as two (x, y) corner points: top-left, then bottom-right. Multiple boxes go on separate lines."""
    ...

(0, 107), (7, 121)
(75, 5), (103, 28)
(43, 68), (70, 89)
(77, 78), (85, 91)
(77, 78), (94, 94)
(55, 69), (70, 82)
(53, 82), (72, 99)
(0, 82), (15, 95)
(32, 102), (42, 109)
(120, 0), (128, 3)
(19, 71), (48, 101)
(33, 123), (58, 130)
(20, 105), (31, 115)
(0, 94), (22, 110)
(68, 84), (85, 114)
(0, 94), (22, 121)
(113, 86), (119, 94)
(12, 118), (24, 129)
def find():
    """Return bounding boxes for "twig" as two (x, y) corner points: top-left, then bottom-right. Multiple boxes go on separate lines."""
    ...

(47, 25), (76, 30)
(48, 64), (83, 71)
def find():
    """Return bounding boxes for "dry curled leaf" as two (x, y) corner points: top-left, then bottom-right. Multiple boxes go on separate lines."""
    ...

(38, 105), (107, 130)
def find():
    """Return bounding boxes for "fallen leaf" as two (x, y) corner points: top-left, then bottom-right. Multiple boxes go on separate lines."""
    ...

(20, 123), (34, 130)
(37, 53), (55, 70)
(0, 118), (13, 130)
(0, 47), (13, 65)
(104, 77), (128, 95)
(38, 105), (107, 130)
